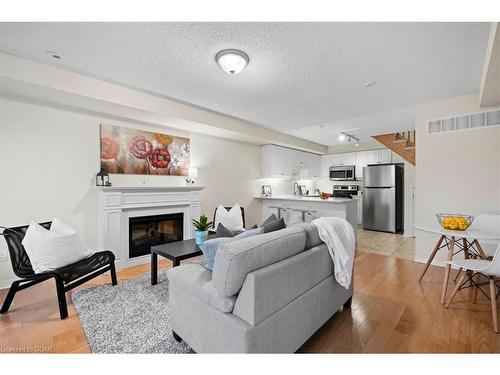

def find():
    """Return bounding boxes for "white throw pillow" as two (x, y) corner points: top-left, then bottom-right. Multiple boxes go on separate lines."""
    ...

(21, 219), (94, 273)
(214, 203), (244, 232)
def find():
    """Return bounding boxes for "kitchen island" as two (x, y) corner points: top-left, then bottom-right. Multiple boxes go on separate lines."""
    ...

(256, 195), (358, 237)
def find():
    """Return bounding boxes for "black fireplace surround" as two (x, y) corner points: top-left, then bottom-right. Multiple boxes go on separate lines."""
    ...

(129, 213), (184, 258)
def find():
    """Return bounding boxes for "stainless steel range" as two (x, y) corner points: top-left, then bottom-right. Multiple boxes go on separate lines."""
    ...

(332, 185), (359, 199)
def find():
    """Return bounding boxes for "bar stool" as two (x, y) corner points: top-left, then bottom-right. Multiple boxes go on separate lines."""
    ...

(268, 205), (290, 219)
(290, 207), (319, 223)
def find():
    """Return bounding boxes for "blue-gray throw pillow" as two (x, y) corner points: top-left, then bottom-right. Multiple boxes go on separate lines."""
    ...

(199, 237), (233, 271)
(199, 227), (264, 270)
(233, 227), (264, 239)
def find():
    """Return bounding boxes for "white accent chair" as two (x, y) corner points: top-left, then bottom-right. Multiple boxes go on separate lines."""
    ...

(473, 214), (500, 257)
(445, 243), (500, 333)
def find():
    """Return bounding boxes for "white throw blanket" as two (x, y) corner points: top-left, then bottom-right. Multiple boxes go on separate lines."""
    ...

(312, 217), (355, 289)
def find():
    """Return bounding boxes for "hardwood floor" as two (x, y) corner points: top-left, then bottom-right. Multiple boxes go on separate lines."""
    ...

(1, 249), (499, 353)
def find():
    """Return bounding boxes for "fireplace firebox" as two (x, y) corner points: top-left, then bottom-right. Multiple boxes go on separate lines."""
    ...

(129, 213), (184, 258)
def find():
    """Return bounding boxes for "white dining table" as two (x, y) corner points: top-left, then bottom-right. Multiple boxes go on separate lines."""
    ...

(415, 223), (500, 304)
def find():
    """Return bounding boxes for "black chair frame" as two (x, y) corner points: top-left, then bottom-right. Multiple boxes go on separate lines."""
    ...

(0, 221), (117, 319)
(209, 206), (246, 234)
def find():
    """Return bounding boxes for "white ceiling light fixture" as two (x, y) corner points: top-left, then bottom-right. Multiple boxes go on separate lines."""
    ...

(216, 49), (249, 75)
(339, 131), (360, 145)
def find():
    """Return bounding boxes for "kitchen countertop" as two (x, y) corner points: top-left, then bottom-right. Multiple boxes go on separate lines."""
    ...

(255, 195), (358, 204)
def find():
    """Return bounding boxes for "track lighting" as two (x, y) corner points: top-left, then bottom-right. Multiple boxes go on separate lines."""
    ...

(338, 132), (360, 145)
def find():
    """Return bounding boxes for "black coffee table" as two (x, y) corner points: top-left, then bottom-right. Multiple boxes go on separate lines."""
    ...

(150, 238), (208, 285)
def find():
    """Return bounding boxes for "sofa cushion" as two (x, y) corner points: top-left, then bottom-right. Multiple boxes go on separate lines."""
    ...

(212, 226), (306, 297)
(166, 263), (237, 313)
(291, 222), (323, 249)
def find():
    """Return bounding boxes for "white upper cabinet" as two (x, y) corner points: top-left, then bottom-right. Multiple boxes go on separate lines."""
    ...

(379, 149), (392, 163)
(261, 145), (292, 178)
(329, 152), (355, 166)
(365, 150), (379, 165)
(262, 145), (391, 180)
(306, 153), (321, 178)
(320, 154), (336, 177)
(341, 152), (356, 166)
(366, 149), (392, 165)
(291, 150), (309, 176)
(261, 145), (320, 179)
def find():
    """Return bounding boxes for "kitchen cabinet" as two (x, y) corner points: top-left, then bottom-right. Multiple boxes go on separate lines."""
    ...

(366, 149), (392, 165)
(320, 152), (356, 177)
(261, 145), (293, 178)
(262, 145), (391, 180)
(261, 145), (320, 179)
(330, 152), (356, 166)
(306, 153), (321, 178)
(320, 154), (336, 177)
(291, 150), (309, 176)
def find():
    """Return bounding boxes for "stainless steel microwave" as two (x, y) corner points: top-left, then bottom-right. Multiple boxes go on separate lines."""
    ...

(329, 165), (356, 181)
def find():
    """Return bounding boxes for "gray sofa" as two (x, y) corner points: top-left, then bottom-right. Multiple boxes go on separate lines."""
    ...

(166, 223), (353, 353)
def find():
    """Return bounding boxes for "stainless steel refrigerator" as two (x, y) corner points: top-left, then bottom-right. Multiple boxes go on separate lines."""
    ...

(362, 164), (403, 233)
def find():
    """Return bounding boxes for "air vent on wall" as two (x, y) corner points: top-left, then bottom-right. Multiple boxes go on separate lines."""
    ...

(428, 109), (500, 134)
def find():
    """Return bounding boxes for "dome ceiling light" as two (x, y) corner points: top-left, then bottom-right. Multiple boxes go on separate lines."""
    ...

(215, 49), (249, 75)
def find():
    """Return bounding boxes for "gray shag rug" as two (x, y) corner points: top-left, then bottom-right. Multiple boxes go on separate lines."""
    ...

(72, 268), (193, 353)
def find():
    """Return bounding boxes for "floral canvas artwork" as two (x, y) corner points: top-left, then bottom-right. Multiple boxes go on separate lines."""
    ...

(100, 124), (190, 175)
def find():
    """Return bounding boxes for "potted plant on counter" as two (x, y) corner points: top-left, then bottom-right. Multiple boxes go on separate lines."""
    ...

(192, 214), (213, 245)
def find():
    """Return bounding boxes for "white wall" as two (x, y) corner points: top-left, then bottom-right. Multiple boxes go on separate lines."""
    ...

(415, 94), (500, 265)
(0, 98), (262, 287)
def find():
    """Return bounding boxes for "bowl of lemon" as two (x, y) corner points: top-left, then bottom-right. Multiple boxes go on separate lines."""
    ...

(436, 214), (474, 231)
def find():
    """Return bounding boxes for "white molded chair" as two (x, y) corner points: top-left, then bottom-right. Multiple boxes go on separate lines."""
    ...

(445, 243), (500, 333)
(472, 214), (500, 257)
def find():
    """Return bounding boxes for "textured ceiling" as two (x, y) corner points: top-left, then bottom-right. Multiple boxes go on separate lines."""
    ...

(0, 22), (491, 145)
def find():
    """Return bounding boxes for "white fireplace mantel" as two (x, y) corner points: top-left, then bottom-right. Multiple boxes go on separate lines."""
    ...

(96, 185), (204, 270)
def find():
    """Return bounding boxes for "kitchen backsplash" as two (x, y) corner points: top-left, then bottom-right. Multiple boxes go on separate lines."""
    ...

(259, 177), (363, 196)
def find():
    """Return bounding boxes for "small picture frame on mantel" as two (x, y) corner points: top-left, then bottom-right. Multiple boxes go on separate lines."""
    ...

(261, 185), (272, 197)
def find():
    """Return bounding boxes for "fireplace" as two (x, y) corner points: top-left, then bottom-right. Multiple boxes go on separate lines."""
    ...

(129, 213), (184, 258)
